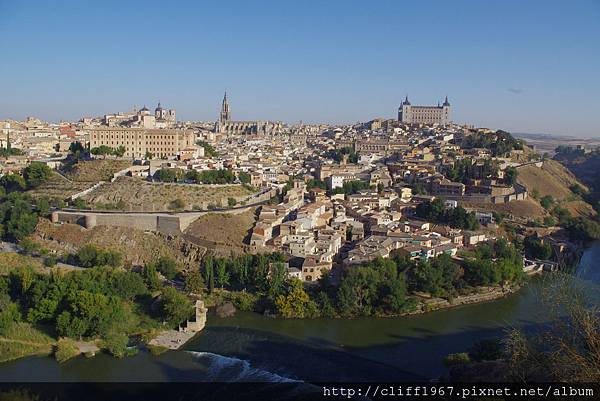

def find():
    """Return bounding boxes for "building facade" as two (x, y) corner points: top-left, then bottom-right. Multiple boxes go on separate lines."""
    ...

(214, 92), (283, 135)
(89, 128), (195, 159)
(398, 96), (451, 125)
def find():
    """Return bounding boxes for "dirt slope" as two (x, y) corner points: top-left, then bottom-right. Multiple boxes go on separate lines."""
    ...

(33, 219), (205, 268)
(62, 159), (132, 182)
(184, 209), (258, 256)
(517, 160), (595, 218)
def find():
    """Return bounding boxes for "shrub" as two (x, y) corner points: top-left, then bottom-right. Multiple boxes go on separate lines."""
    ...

(168, 198), (185, 210)
(444, 352), (471, 367)
(54, 339), (80, 363)
(103, 332), (133, 358)
(469, 339), (505, 361)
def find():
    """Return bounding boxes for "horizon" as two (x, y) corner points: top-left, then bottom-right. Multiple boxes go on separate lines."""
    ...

(1, 0), (599, 136)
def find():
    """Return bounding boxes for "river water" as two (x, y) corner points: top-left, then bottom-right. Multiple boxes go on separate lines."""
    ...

(2, 243), (599, 382)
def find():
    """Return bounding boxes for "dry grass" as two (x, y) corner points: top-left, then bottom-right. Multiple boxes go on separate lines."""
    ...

(0, 253), (44, 275)
(462, 198), (547, 220)
(62, 159), (132, 182)
(54, 338), (80, 363)
(516, 160), (595, 218)
(0, 322), (55, 363)
(27, 172), (90, 200)
(517, 159), (589, 200)
(184, 209), (258, 256)
(81, 176), (256, 211)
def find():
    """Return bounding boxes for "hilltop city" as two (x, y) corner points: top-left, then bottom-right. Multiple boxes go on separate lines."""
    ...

(1, 93), (599, 371)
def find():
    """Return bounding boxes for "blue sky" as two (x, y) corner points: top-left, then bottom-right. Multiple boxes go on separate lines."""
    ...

(1, 0), (599, 136)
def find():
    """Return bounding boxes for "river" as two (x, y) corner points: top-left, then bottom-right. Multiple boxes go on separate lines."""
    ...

(1, 243), (599, 382)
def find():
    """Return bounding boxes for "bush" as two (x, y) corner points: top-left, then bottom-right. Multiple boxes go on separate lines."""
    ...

(169, 198), (185, 210)
(148, 344), (168, 356)
(103, 332), (133, 358)
(151, 256), (178, 280)
(154, 168), (181, 183)
(227, 291), (257, 312)
(44, 256), (57, 267)
(444, 352), (471, 367)
(469, 339), (505, 361)
(23, 162), (52, 189)
(159, 287), (193, 327)
(540, 195), (554, 209)
(54, 338), (80, 363)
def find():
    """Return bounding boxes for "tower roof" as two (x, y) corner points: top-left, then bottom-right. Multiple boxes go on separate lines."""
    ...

(443, 96), (450, 106)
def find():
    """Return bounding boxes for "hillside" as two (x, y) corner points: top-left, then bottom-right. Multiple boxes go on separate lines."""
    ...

(32, 219), (206, 268)
(516, 160), (595, 218)
(27, 172), (90, 200)
(184, 209), (258, 256)
(61, 159), (132, 182)
(554, 149), (600, 189)
(81, 177), (256, 211)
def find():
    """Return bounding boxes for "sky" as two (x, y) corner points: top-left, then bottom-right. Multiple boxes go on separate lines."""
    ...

(1, 0), (599, 137)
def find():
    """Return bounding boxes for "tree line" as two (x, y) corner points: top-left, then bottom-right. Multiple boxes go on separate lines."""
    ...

(153, 168), (248, 185)
(415, 198), (480, 230)
(0, 162), (54, 242)
(90, 145), (126, 158)
(183, 241), (524, 319)
(460, 130), (523, 157)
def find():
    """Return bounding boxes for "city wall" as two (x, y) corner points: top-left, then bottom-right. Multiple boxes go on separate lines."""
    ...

(51, 188), (277, 236)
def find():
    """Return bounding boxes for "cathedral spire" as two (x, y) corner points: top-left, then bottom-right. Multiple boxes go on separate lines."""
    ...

(220, 92), (231, 122)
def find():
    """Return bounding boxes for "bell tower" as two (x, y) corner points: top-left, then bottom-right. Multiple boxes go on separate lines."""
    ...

(219, 92), (231, 123)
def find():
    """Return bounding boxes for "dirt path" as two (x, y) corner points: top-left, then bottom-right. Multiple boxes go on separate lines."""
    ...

(0, 337), (50, 346)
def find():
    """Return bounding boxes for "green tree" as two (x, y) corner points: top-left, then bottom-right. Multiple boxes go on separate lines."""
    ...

(23, 162), (52, 189)
(153, 256), (178, 280)
(0, 193), (39, 241)
(142, 263), (161, 291)
(113, 146), (126, 157)
(154, 168), (180, 182)
(159, 287), (193, 327)
(184, 269), (205, 294)
(275, 279), (316, 318)
(0, 174), (26, 193)
(238, 172), (251, 184)
(504, 167), (518, 186)
(267, 262), (287, 300)
(540, 195), (554, 209)
(90, 145), (114, 159)
(524, 236), (553, 260)
(103, 332), (130, 358)
(215, 258), (230, 288)
(203, 257), (215, 293)
(196, 141), (218, 157)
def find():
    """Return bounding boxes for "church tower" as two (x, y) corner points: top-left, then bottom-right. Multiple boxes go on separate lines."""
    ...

(219, 92), (231, 123)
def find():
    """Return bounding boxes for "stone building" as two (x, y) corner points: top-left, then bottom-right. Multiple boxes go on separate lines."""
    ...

(214, 92), (283, 135)
(89, 127), (195, 159)
(398, 95), (451, 125)
(104, 103), (176, 129)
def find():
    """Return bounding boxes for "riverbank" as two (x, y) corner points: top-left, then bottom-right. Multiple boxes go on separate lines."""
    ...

(0, 241), (597, 381)
(409, 284), (519, 315)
